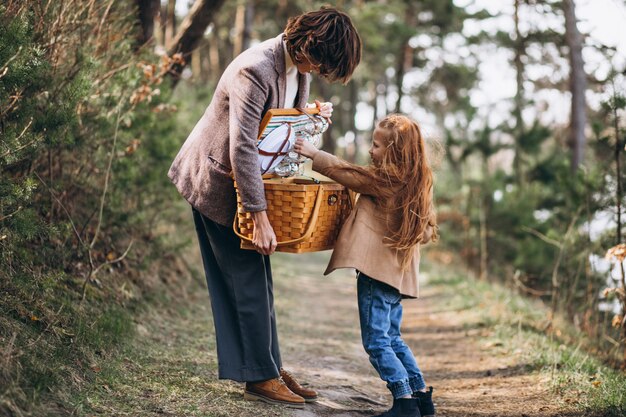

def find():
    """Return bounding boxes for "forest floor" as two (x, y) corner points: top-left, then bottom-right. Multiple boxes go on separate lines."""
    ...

(81, 250), (586, 417)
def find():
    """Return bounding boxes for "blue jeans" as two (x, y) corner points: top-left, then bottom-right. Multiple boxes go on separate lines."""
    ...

(357, 273), (426, 398)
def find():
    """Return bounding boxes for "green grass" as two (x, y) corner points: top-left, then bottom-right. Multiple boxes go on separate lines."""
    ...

(75, 293), (292, 417)
(0, 273), (139, 417)
(426, 263), (626, 416)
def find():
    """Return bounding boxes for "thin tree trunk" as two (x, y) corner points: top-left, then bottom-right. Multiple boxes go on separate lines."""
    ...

(164, 0), (177, 46)
(563, 0), (587, 171)
(513, 0), (525, 184)
(349, 80), (364, 163)
(394, 2), (416, 113)
(394, 43), (412, 113)
(167, 0), (227, 85)
(200, 41), (211, 83)
(367, 80), (377, 145)
(134, 0), (160, 47)
(208, 23), (221, 77)
(191, 47), (201, 79)
(372, 78), (384, 132)
(319, 83), (336, 155)
(340, 86), (355, 162)
(233, 1), (254, 57)
(479, 176), (489, 281)
(612, 79), (622, 244)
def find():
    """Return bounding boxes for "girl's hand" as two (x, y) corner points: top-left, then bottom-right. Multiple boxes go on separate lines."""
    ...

(315, 99), (333, 123)
(294, 137), (319, 159)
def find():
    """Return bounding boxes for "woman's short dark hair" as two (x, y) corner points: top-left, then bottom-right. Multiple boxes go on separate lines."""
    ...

(284, 7), (362, 84)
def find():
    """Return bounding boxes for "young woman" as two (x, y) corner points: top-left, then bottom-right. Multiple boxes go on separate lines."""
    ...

(168, 7), (361, 409)
(294, 114), (439, 417)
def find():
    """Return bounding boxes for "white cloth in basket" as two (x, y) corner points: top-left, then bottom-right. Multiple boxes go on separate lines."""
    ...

(257, 123), (296, 174)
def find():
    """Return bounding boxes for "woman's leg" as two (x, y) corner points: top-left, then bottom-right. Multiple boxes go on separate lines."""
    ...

(357, 273), (412, 399)
(193, 208), (281, 382)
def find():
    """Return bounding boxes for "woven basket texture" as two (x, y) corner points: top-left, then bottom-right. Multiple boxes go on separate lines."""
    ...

(235, 178), (352, 253)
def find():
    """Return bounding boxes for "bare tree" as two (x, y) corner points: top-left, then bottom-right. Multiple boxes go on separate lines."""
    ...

(167, 0), (227, 84)
(135, 0), (160, 47)
(563, 0), (587, 171)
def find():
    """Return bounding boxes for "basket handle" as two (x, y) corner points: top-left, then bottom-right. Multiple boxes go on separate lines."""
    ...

(233, 184), (325, 247)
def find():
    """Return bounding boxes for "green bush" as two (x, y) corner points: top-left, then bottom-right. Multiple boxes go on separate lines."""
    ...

(0, 2), (189, 415)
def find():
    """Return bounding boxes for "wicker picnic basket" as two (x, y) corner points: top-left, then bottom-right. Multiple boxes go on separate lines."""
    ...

(233, 177), (353, 253)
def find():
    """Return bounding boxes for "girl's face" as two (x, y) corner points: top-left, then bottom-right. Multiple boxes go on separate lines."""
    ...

(370, 127), (388, 166)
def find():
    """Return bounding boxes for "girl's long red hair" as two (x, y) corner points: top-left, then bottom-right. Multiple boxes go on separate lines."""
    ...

(331, 114), (438, 269)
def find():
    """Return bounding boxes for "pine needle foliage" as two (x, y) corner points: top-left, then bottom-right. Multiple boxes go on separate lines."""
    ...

(0, 1), (185, 415)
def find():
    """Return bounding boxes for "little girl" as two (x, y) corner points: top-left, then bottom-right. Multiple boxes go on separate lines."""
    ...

(294, 114), (438, 417)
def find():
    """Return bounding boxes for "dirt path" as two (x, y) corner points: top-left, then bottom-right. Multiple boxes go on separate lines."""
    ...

(276, 253), (579, 417)
(87, 251), (581, 416)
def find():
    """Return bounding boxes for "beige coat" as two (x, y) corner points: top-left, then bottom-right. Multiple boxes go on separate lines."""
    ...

(312, 151), (429, 298)
(168, 35), (311, 226)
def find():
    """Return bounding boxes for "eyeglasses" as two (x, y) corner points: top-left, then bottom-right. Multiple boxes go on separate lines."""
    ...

(308, 59), (329, 77)
(296, 53), (328, 76)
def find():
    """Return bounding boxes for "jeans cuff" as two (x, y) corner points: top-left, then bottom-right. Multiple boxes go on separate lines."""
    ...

(387, 379), (413, 399)
(409, 375), (426, 392)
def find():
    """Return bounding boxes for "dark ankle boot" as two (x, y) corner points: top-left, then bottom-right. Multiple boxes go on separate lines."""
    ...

(413, 386), (435, 417)
(395, 398), (421, 417)
(375, 397), (421, 417)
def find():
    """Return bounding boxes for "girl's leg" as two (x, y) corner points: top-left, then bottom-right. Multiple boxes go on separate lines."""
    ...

(388, 301), (426, 393)
(357, 273), (412, 399)
(390, 301), (436, 416)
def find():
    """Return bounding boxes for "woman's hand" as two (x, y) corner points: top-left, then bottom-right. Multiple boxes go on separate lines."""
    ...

(250, 210), (277, 255)
(294, 137), (319, 159)
(315, 99), (333, 123)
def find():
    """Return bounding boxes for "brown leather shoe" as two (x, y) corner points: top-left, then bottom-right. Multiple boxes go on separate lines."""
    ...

(244, 377), (305, 408)
(280, 368), (318, 402)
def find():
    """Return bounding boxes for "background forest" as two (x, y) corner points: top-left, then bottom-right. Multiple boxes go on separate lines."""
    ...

(1, 0), (626, 416)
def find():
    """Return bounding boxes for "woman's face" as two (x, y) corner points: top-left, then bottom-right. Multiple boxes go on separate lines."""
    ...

(370, 127), (387, 166)
(295, 56), (322, 75)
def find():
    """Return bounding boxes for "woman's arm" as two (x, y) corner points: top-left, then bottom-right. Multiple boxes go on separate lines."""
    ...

(228, 68), (277, 255)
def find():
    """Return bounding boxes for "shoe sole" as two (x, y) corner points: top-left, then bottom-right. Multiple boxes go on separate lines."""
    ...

(303, 396), (318, 403)
(243, 391), (305, 408)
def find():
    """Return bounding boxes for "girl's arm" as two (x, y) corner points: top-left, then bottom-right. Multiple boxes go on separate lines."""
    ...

(294, 138), (379, 196)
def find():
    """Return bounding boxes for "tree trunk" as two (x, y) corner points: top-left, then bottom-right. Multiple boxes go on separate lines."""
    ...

(479, 163), (489, 281)
(393, 43), (412, 113)
(167, 0), (227, 85)
(370, 81), (379, 135)
(612, 81), (623, 244)
(208, 23), (221, 77)
(513, 0), (525, 184)
(349, 79), (362, 163)
(339, 86), (354, 162)
(393, 2), (416, 113)
(563, 0), (587, 171)
(319, 82), (336, 155)
(191, 47), (202, 80)
(134, 0), (160, 47)
(233, 1), (254, 57)
(164, 0), (177, 46)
